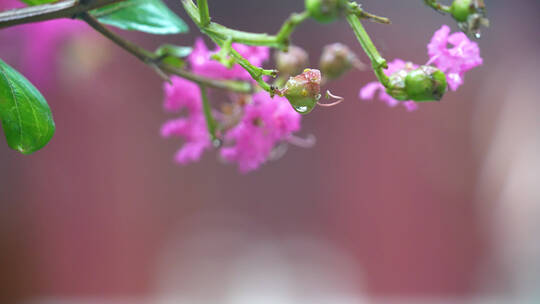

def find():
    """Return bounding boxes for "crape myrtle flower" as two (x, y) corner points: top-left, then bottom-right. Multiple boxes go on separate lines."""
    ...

(427, 25), (483, 91)
(360, 25), (482, 110)
(188, 38), (270, 81)
(220, 91), (301, 173)
(160, 77), (211, 164)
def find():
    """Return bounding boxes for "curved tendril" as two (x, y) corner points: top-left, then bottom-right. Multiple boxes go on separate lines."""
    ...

(317, 90), (345, 107)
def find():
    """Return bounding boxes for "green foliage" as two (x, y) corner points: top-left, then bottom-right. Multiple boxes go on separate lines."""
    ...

(0, 59), (55, 154)
(155, 44), (192, 68)
(19, 0), (55, 5)
(91, 0), (188, 35)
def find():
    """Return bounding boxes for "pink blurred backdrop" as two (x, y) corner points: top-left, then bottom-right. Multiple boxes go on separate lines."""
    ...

(0, 1), (539, 303)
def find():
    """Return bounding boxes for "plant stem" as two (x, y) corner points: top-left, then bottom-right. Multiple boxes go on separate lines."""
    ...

(0, 0), (125, 29)
(346, 2), (391, 24)
(196, 0), (210, 27)
(275, 11), (310, 50)
(182, 0), (279, 93)
(346, 13), (389, 87)
(199, 85), (218, 142)
(80, 13), (252, 93)
(181, 0), (307, 50)
(423, 0), (451, 14)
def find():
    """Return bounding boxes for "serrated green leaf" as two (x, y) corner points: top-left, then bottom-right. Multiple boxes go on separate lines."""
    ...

(91, 0), (188, 35)
(18, 0), (56, 5)
(0, 59), (55, 154)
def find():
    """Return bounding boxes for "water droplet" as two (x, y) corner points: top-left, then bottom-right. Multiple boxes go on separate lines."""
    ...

(294, 106), (309, 113)
(212, 138), (222, 148)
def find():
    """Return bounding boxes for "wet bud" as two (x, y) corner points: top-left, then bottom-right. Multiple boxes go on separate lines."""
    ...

(405, 66), (447, 101)
(450, 0), (474, 22)
(275, 46), (309, 77)
(282, 69), (322, 114)
(305, 0), (341, 24)
(320, 43), (359, 80)
(386, 65), (447, 102)
(451, 0), (489, 38)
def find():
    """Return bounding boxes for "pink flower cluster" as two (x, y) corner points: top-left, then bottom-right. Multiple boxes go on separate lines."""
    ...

(221, 92), (301, 173)
(162, 40), (301, 172)
(189, 38), (269, 80)
(360, 25), (482, 110)
(427, 25), (483, 91)
(161, 77), (211, 164)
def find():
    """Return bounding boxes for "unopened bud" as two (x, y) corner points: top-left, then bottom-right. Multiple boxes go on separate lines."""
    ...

(386, 65), (447, 102)
(282, 69), (322, 114)
(275, 46), (309, 77)
(305, 0), (341, 24)
(451, 0), (489, 38)
(320, 43), (359, 79)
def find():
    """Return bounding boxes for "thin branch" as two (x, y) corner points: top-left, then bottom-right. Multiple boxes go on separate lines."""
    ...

(0, 0), (125, 29)
(199, 84), (218, 142)
(79, 12), (253, 93)
(181, 0), (307, 51)
(423, 0), (451, 14)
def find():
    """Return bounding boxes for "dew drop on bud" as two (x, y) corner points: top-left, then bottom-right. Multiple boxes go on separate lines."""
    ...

(281, 69), (322, 114)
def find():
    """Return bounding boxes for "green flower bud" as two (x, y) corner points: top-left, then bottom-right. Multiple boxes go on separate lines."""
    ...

(305, 0), (341, 24)
(450, 0), (474, 22)
(282, 69), (322, 114)
(386, 65), (447, 102)
(320, 43), (359, 80)
(405, 66), (447, 102)
(451, 0), (489, 38)
(275, 46), (309, 77)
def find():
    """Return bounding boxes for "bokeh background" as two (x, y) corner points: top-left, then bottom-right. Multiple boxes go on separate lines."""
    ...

(1, 0), (539, 303)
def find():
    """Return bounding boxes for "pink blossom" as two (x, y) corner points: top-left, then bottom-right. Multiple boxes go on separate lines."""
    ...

(427, 25), (482, 91)
(19, 19), (88, 88)
(359, 59), (419, 112)
(220, 92), (301, 173)
(0, 0), (89, 89)
(161, 77), (211, 164)
(188, 38), (269, 80)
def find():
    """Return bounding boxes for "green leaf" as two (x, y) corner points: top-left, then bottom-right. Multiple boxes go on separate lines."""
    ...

(155, 44), (192, 58)
(91, 0), (188, 35)
(0, 59), (55, 154)
(18, 0), (56, 5)
(155, 44), (192, 68)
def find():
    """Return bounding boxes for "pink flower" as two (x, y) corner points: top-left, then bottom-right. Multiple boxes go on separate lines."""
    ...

(161, 77), (211, 164)
(0, 0), (89, 89)
(188, 38), (269, 80)
(427, 25), (482, 91)
(19, 19), (88, 88)
(220, 92), (301, 173)
(359, 59), (419, 112)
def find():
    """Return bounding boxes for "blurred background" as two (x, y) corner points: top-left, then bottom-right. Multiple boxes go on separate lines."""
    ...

(0, 0), (539, 303)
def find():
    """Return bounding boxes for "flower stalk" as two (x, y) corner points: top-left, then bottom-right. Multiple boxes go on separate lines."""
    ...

(199, 84), (218, 142)
(423, 0), (451, 14)
(79, 12), (253, 93)
(346, 12), (389, 87)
